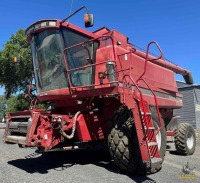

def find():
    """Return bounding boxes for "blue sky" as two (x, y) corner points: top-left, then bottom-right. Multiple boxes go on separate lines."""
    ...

(0, 0), (200, 94)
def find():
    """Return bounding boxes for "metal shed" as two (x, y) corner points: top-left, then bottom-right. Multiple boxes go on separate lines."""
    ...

(174, 81), (200, 129)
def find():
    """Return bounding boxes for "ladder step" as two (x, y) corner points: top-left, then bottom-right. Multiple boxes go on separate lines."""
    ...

(150, 157), (162, 170)
(144, 126), (155, 130)
(141, 112), (152, 115)
(151, 157), (162, 164)
(148, 142), (158, 146)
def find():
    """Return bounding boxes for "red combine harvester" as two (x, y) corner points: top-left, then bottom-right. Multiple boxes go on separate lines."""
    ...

(3, 7), (196, 174)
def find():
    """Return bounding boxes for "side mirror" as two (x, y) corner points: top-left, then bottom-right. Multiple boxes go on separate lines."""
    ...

(84, 14), (94, 27)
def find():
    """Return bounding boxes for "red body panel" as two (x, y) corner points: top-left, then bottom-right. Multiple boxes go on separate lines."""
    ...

(4, 19), (191, 156)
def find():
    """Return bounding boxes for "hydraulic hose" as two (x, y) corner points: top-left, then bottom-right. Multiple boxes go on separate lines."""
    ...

(60, 111), (81, 139)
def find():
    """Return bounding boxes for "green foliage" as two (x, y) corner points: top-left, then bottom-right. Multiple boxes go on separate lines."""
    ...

(1, 94), (46, 114)
(0, 29), (49, 113)
(0, 95), (7, 119)
(0, 29), (32, 98)
(6, 94), (30, 112)
(0, 94), (30, 115)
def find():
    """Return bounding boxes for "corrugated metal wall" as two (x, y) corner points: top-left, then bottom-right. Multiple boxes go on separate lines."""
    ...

(194, 88), (200, 128)
(176, 81), (193, 88)
(173, 87), (196, 128)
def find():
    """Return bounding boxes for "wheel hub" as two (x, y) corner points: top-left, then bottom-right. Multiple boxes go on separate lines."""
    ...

(186, 131), (194, 149)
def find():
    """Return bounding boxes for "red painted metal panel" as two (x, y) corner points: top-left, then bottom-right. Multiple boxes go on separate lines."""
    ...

(76, 114), (91, 141)
(5, 16), (191, 158)
(166, 130), (175, 136)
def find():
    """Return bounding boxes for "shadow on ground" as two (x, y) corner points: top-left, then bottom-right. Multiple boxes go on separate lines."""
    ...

(7, 146), (156, 183)
(166, 143), (186, 156)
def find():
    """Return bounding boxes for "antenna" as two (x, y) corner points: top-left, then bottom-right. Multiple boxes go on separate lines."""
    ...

(68, 0), (74, 23)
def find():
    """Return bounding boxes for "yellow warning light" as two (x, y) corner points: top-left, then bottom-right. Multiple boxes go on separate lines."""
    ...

(98, 72), (106, 79)
(98, 73), (104, 79)
(84, 14), (89, 23)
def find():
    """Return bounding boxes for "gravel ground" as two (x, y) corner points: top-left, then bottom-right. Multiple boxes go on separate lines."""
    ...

(195, 128), (200, 144)
(0, 123), (200, 183)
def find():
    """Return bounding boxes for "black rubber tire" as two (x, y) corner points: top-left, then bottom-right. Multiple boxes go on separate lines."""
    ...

(35, 146), (45, 154)
(174, 123), (196, 155)
(108, 106), (146, 175)
(18, 144), (26, 148)
(108, 106), (166, 174)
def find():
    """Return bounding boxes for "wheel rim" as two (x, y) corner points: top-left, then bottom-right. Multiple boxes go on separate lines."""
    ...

(154, 122), (161, 150)
(186, 131), (194, 149)
(156, 130), (161, 150)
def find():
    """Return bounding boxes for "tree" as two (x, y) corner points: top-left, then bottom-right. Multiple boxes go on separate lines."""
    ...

(5, 94), (31, 112)
(0, 94), (46, 115)
(0, 30), (47, 113)
(0, 29), (32, 98)
(0, 94), (30, 119)
(0, 95), (7, 121)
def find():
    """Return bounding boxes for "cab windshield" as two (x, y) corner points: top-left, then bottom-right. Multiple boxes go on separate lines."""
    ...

(31, 29), (67, 92)
(30, 28), (97, 93)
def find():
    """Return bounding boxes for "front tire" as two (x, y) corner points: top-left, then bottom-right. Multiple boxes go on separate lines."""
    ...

(108, 106), (145, 174)
(108, 106), (166, 174)
(174, 123), (196, 155)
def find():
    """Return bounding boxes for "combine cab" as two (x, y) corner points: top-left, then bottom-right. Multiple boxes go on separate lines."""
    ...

(3, 7), (196, 174)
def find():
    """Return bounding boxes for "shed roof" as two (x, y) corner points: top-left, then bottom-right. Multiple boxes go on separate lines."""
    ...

(176, 80), (200, 89)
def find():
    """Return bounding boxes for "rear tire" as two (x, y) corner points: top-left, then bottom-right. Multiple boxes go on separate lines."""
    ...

(174, 123), (196, 155)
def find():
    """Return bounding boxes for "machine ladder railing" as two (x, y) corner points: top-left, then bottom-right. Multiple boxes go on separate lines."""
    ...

(136, 78), (162, 136)
(122, 74), (162, 165)
(135, 41), (163, 136)
(63, 35), (117, 93)
(121, 41), (164, 165)
(122, 74), (149, 128)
